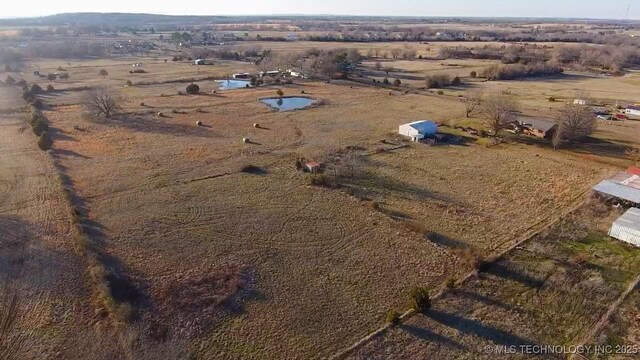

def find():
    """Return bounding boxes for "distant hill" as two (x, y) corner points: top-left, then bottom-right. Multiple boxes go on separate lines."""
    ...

(0, 12), (245, 27)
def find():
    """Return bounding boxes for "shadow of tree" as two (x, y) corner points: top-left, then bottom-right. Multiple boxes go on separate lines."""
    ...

(427, 309), (540, 349)
(106, 115), (217, 138)
(482, 262), (544, 289)
(400, 324), (468, 350)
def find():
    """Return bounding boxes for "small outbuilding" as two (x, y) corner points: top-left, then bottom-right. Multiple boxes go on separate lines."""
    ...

(305, 161), (322, 174)
(398, 120), (438, 142)
(609, 207), (640, 247)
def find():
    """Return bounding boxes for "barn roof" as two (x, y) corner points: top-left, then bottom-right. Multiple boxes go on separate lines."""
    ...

(517, 117), (557, 132)
(613, 207), (640, 229)
(593, 173), (640, 204)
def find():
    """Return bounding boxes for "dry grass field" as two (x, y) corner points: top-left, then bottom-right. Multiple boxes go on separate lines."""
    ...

(348, 201), (640, 360)
(0, 87), (95, 358)
(1, 25), (639, 357)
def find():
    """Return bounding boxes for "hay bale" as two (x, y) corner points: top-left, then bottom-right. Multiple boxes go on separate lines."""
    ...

(140, 102), (145, 106)
(242, 137), (249, 143)
(157, 112), (164, 117)
(253, 123), (259, 128)
(196, 121), (203, 126)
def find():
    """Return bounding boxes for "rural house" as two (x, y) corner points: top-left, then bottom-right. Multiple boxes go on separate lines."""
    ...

(573, 99), (588, 106)
(516, 117), (557, 139)
(593, 173), (640, 205)
(398, 120), (438, 142)
(609, 207), (640, 248)
(624, 105), (640, 118)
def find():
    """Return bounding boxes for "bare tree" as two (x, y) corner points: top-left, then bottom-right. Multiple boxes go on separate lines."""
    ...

(479, 93), (518, 136)
(556, 103), (596, 143)
(463, 91), (483, 118)
(83, 87), (122, 119)
(389, 48), (402, 59)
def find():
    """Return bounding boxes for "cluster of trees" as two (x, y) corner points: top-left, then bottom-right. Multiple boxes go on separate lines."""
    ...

(169, 32), (193, 48)
(481, 62), (563, 81)
(551, 45), (640, 72)
(302, 48), (362, 78)
(425, 74), (461, 89)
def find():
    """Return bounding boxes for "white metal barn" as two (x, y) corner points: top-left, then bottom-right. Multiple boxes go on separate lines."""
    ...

(609, 207), (640, 248)
(398, 120), (438, 141)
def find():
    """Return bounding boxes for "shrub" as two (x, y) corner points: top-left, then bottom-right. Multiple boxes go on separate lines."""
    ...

(276, 89), (284, 97)
(445, 277), (456, 289)
(32, 98), (44, 109)
(451, 76), (462, 86)
(408, 286), (431, 312)
(308, 174), (333, 187)
(470, 71), (477, 78)
(386, 309), (401, 325)
(99, 69), (108, 77)
(58, 72), (69, 80)
(393, 78), (402, 86)
(369, 201), (380, 210)
(46, 84), (54, 92)
(185, 83), (200, 94)
(126, 80), (133, 86)
(426, 78), (439, 89)
(382, 77), (390, 85)
(549, 96), (556, 102)
(29, 84), (43, 95)
(32, 118), (49, 136)
(437, 90), (444, 95)
(37, 133), (52, 151)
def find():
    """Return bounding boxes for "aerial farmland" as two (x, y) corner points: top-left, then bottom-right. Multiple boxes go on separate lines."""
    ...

(0, 11), (639, 360)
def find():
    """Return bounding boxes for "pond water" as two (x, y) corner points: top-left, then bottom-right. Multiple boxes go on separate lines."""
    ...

(215, 79), (252, 90)
(260, 97), (316, 112)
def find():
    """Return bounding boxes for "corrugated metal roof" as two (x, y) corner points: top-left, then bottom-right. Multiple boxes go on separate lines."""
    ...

(608, 173), (640, 190)
(593, 180), (640, 204)
(609, 208), (640, 247)
(406, 120), (438, 134)
(626, 105), (640, 111)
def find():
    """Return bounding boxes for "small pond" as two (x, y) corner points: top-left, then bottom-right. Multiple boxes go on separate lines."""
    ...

(215, 79), (252, 90)
(260, 97), (316, 112)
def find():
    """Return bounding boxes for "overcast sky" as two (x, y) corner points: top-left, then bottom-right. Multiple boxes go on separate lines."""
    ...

(3, 0), (639, 19)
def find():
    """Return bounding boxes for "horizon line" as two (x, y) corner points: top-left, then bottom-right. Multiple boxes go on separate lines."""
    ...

(1, 11), (639, 22)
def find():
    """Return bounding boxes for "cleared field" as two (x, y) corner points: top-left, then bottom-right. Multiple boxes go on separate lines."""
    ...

(348, 202), (640, 360)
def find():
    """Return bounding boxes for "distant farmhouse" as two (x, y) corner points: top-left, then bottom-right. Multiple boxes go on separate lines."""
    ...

(398, 120), (438, 142)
